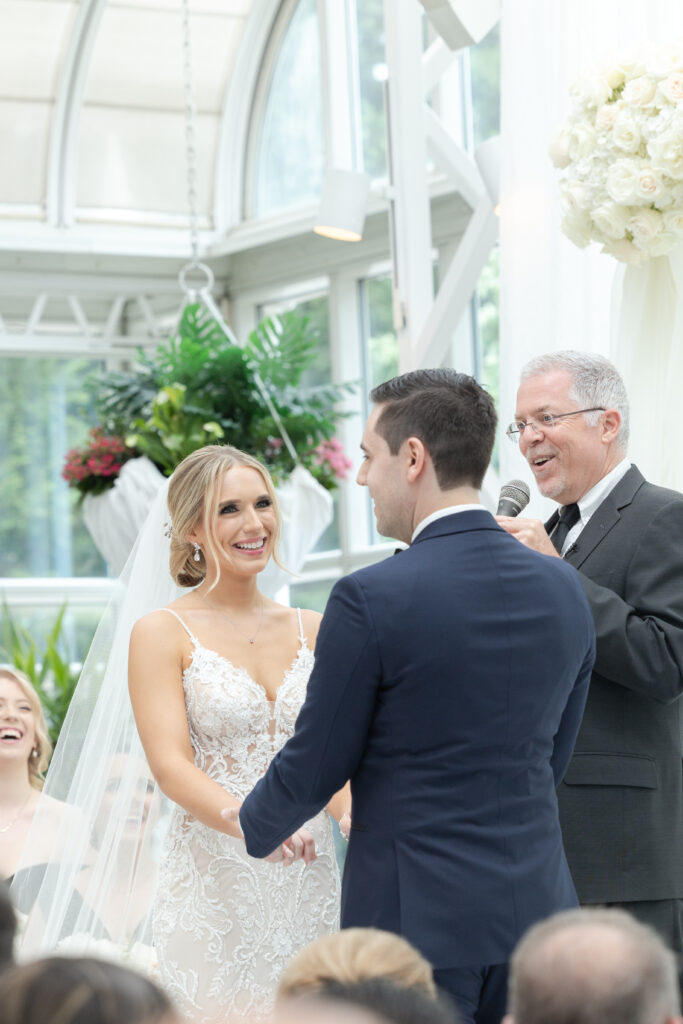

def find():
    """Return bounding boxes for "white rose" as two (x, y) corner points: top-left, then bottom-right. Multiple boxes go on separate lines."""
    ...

(596, 102), (621, 132)
(644, 230), (676, 258)
(628, 207), (663, 244)
(602, 66), (626, 90)
(548, 126), (571, 169)
(568, 123), (597, 161)
(636, 166), (665, 201)
(612, 111), (642, 153)
(606, 158), (640, 204)
(572, 74), (613, 108)
(648, 130), (683, 180)
(614, 58), (648, 81)
(648, 51), (683, 77)
(591, 202), (630, 240)
(561, 209), (593, 248)
(659, 72), (683, 103)
(621, 75), (657, 106)
(563, 182), (590, 211)
(663, 209), (683, 236)
(601, 238), (646, 265)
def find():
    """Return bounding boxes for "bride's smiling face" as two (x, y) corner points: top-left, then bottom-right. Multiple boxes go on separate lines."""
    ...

(195, 466), (278, 575)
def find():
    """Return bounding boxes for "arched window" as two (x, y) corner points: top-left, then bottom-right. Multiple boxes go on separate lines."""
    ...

(249, 0), (323, 217)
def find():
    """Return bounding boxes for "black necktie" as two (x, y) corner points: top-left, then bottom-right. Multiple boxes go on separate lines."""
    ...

(551, 503), (580, 554)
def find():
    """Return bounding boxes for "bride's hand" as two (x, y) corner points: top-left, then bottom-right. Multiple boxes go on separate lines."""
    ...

(264, 844), (295, 865)
(283, 827), (317, 867)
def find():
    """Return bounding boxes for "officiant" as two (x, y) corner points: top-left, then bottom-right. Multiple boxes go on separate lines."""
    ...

(498, 349), (683, 952)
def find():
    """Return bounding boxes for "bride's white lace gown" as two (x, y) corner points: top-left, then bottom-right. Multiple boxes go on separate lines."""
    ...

(154, 609), (340, 1022)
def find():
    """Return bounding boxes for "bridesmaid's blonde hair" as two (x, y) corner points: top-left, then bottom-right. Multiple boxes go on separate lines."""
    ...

(277, 928), (437, 1000)
(0, 665), (52, 788)
(167, 445), (282, 589)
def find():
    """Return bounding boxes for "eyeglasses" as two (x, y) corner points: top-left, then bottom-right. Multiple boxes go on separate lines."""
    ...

(506, 408), (605, 444)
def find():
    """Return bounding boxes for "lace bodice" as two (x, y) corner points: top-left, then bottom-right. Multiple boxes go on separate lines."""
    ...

(180, 622), (314, 800)
(152, 608), (340, 1022)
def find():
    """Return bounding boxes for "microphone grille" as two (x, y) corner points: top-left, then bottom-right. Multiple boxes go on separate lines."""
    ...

(499, 479), (531, 509)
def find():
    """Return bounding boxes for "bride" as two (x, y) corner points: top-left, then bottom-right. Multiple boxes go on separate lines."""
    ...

(129, 444), (345, 1020)
(14, 445), (346, 1023)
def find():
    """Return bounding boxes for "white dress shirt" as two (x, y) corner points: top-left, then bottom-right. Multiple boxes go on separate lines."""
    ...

(411, 504), (490, 543)
(560, 458), (632, 555)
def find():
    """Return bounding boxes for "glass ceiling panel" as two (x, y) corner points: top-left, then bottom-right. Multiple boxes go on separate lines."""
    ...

(0, 101), (52, 205)
(0, 1), (76, 101)
(84, 5), (245, 112)
(76, 107), (217, 216)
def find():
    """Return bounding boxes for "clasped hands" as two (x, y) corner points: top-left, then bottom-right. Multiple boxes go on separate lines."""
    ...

(220, 806), (317, 867)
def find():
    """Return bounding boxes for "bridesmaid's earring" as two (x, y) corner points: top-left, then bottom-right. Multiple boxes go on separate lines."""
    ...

(193, 542), (201, 563)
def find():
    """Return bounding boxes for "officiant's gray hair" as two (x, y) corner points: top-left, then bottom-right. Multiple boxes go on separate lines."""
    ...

(520, 351), (630, 450)
(168, 444), (281, 589)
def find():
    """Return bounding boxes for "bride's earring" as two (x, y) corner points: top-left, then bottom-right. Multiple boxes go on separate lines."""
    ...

(193, 542), (201, 563)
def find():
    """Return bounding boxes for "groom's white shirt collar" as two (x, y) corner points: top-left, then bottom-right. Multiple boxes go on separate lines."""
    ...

(411, 504), (488, 543)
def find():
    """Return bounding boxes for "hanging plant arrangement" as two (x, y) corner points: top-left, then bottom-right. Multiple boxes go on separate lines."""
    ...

(63, 304), (353, 498)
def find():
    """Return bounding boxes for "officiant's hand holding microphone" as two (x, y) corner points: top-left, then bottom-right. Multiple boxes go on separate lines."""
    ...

(495, 479), (559, 556)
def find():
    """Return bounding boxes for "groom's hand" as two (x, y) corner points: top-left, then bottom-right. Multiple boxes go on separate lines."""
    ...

(283, 827), (317, 867)
(220, 807), (317, 866)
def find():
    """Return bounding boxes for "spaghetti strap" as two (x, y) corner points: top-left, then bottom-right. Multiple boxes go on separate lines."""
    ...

(161, 607), (198, 643)
(295, 607), (306, 645)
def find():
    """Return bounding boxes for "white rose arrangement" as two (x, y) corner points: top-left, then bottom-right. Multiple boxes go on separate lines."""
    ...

(550, 50), (683, 264)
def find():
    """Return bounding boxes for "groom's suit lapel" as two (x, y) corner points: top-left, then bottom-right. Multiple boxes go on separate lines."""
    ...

(546, 465), (644, 570)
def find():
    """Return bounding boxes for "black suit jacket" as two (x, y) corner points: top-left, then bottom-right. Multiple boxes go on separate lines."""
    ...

(240, 511), (595, 968)
(548, 466), (683, 902)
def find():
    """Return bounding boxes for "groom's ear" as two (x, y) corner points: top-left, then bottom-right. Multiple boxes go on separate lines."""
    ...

(404, 436), (427, 482)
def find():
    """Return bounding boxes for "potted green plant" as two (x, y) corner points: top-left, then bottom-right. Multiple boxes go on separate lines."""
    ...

(64, 304), (353, 574)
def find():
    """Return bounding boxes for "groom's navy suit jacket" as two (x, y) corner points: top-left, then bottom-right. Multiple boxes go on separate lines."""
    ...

(240, 510), (595, 969)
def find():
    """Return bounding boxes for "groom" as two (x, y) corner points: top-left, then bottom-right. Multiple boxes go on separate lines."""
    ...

(236, 369), (595, 1024)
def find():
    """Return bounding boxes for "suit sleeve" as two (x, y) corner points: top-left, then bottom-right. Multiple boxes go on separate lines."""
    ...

(577, 499), (683, 704)
(239, 574), (382, 858)
(550, 592), (595, 785)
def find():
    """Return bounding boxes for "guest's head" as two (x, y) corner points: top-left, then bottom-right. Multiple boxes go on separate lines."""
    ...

(0, 955), (179, 1024)
(277, 928), (437, 1000)
(0, 881), (16, 969)
(358, 369), (497, 542)
(513, 351), (628, 505)
(277, 978), (458, 1024)
(167, 444), (281, 589)
(505, 907), (682, 1024)
(0, 666), (51, 788)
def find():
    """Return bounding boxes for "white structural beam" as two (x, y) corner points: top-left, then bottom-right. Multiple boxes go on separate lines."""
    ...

(46, 0), (107, 228)
(383, 0), (434, 370)
(414, 196), (498, 370)
(423, 105), (486, 210)
(0, 334), (152, 358)
(422, 37), (458, 95)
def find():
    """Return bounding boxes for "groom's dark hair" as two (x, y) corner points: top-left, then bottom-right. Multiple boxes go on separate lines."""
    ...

(370, 369), (496, 490)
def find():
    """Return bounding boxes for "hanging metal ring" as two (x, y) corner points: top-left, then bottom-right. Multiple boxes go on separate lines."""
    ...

(178, 261), (215, 298)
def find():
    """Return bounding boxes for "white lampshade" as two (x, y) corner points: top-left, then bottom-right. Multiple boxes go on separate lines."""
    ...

(314, 168), (371, 242)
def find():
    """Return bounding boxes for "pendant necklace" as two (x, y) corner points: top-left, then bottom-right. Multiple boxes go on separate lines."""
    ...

(0, 792), (32, 833)
(199, 592), (264, 645)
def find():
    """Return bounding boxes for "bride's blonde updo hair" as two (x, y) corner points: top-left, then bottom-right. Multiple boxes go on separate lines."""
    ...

(167, 444), (281, 588)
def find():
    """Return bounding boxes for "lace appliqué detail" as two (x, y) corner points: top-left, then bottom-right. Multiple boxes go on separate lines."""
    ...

(152, 637), (340, 1022)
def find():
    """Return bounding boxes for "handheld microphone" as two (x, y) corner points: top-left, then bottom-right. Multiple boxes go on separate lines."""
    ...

(497, 479), (531, 517)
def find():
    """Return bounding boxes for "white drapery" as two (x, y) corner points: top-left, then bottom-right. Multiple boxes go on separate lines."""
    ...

(499, 0), (683, 515)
